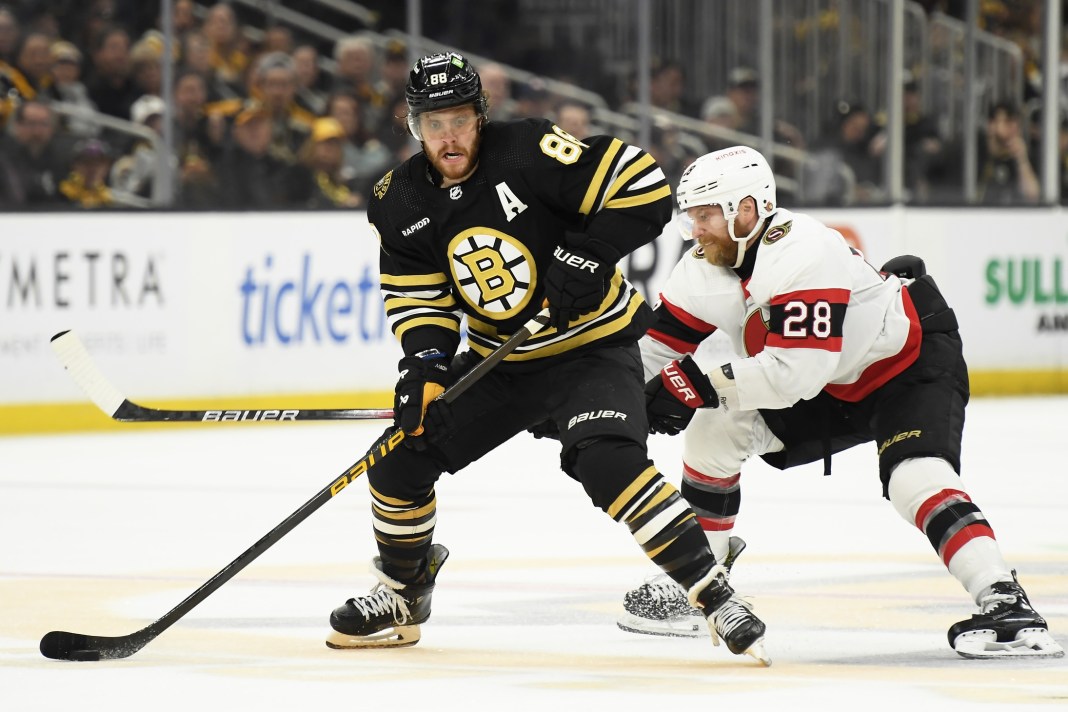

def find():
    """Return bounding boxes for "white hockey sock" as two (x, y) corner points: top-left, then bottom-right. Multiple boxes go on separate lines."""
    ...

(888, 457), (1012, 603)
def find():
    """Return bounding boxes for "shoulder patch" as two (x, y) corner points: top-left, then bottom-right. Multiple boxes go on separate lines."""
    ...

(691, 246), (705, 260)
(762, 220), (792, 245)
(373, 170), (392, 200)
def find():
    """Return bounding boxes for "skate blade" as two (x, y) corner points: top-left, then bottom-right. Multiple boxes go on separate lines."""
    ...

(743, 637), (772, 667)
(325, 624), (421, 649)
(617, 613), (707, 638)
(954, 629), (1065, 659)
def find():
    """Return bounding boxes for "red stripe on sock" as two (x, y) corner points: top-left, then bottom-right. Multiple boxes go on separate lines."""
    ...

(696, 515), (736, 531)
(914, 489), (971, 530)
(682, 462), (740, 490)
(941, 524), (997, 566)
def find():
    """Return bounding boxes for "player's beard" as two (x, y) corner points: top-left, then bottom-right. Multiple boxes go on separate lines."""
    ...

(700, 238), (739, 268)
(428, 132), (482, 184)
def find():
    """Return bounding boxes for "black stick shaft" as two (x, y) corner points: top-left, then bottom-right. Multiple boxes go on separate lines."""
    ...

(40, 308), (549, 661)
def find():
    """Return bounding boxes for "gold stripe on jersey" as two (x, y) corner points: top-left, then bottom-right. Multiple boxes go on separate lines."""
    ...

(579, 138), (623, 215)
(387, 293), (458, 310)
(381, 272), (449, 287)
(602, 153), (656, 204)
(604, 184), (673, 210)
(382, 271), (462, 342)
(394, 315), (462, 341)
(466, 288), (645, 361)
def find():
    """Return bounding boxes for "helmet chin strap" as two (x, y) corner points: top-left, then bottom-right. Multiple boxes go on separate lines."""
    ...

(726, 215), (763, 269)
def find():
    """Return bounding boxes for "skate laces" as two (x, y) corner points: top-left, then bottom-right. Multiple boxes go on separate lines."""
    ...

(979, 581), (1026, 615)
(347, 584), (413, 624)
(640, 574), (686, 602)
(710, 596), (756, 646)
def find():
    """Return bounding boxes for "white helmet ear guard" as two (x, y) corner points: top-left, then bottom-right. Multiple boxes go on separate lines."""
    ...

(676, 145), (777, 266)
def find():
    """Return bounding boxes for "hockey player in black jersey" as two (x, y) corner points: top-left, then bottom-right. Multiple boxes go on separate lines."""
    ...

(325, 52), (770, 664)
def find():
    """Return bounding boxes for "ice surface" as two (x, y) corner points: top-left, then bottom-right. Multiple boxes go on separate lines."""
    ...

(2, 396), (1065, 711)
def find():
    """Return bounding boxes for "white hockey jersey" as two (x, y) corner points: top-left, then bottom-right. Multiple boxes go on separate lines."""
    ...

(642, 208), (921, 411)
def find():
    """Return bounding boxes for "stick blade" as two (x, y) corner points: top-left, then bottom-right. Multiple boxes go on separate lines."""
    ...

(40, 630), (142, 660)
(50, 330), (125, 418)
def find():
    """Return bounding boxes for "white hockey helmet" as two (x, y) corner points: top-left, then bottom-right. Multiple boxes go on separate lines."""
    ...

(676, 145), (777, 267)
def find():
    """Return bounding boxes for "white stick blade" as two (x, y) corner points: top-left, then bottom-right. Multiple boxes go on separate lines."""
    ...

(50, 331), (126, 417)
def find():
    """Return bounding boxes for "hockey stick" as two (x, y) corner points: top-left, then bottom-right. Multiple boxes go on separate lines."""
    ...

(40, 307), (551, 661)
(50, 330), (394, 423)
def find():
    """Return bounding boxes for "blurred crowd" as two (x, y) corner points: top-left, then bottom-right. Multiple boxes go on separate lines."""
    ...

(0, 0), (1065, 210)
(0, 0), (412, 209)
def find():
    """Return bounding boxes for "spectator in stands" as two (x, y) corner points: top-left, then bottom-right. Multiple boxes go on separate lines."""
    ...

(803, 101), (884, 205)
(514, 77), (553, 120)
(649, 59), (700, 118)
(298, 117), (363, 209)
(15, 31), (52, 94)
(977, 100), (1040, 205)
(110, 93), (164, 198)
(333, 35), (387, 132)
(554, 98), (593, 140)
(646, 115), (701, 193)
(47, 40), (100, 138)
(709, 66), (806, 149)
(480, 61), (517, 121)
(203, 2), (249, 88)
(377, 92), (417, 163)
(181, 31), (240, 101)
(216, 100), (305, 209)
(292, 44), (328, 116)
(0, 6), (18, 66)
(866, 72), (948, 203)
(700, 95), (742, 152)
(58, 137), (114, 208)
(900, 73), (948, 203)
(262, 25), (293, 56)
(324, 90), (392, 195)
(129, 32), (164, 100)
(250, 51), (313, 165)
(171, 0), (198, 43)
(171, 69), (221, 208)
(379, 39), (410, 107)
(86, 25), (138, 120)
(0, 99), (70, 206)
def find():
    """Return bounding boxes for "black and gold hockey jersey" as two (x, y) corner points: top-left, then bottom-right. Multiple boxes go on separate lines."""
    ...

(368, 118), (673, 367)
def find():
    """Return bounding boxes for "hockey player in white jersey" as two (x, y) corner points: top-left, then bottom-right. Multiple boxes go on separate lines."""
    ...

(618, 145), (1063, 659)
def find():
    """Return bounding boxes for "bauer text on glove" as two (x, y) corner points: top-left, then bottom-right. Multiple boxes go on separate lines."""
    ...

(543, 231), (618, 331)
(644, 355), (719, 435)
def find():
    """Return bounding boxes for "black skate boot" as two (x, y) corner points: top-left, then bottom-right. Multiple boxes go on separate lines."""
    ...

(690, 563), (770, 666)
(326, 544), (449, 649)
(617, 536), (747, 638)
(948, 571), (1064, 659)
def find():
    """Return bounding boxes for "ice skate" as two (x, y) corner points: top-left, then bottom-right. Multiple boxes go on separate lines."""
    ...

(689, 562), (770, 666)
(326, 544), (449, 649)
(617, 536), (747, 638)
(948, 572), (1064, 659)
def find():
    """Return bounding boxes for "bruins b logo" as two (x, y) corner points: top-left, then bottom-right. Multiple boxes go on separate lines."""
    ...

(447, 228), (535, 318)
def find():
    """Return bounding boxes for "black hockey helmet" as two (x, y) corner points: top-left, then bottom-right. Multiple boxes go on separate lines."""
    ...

(405, 52), (487, 138)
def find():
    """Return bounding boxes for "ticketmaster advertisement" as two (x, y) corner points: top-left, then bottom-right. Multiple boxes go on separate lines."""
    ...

(1, 208), (1064, 433)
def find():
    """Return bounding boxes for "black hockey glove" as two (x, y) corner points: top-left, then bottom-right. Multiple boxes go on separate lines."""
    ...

(644, 355), (719, 435)
(394, 348), (453, 449)
(543, 232), (618, 332)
